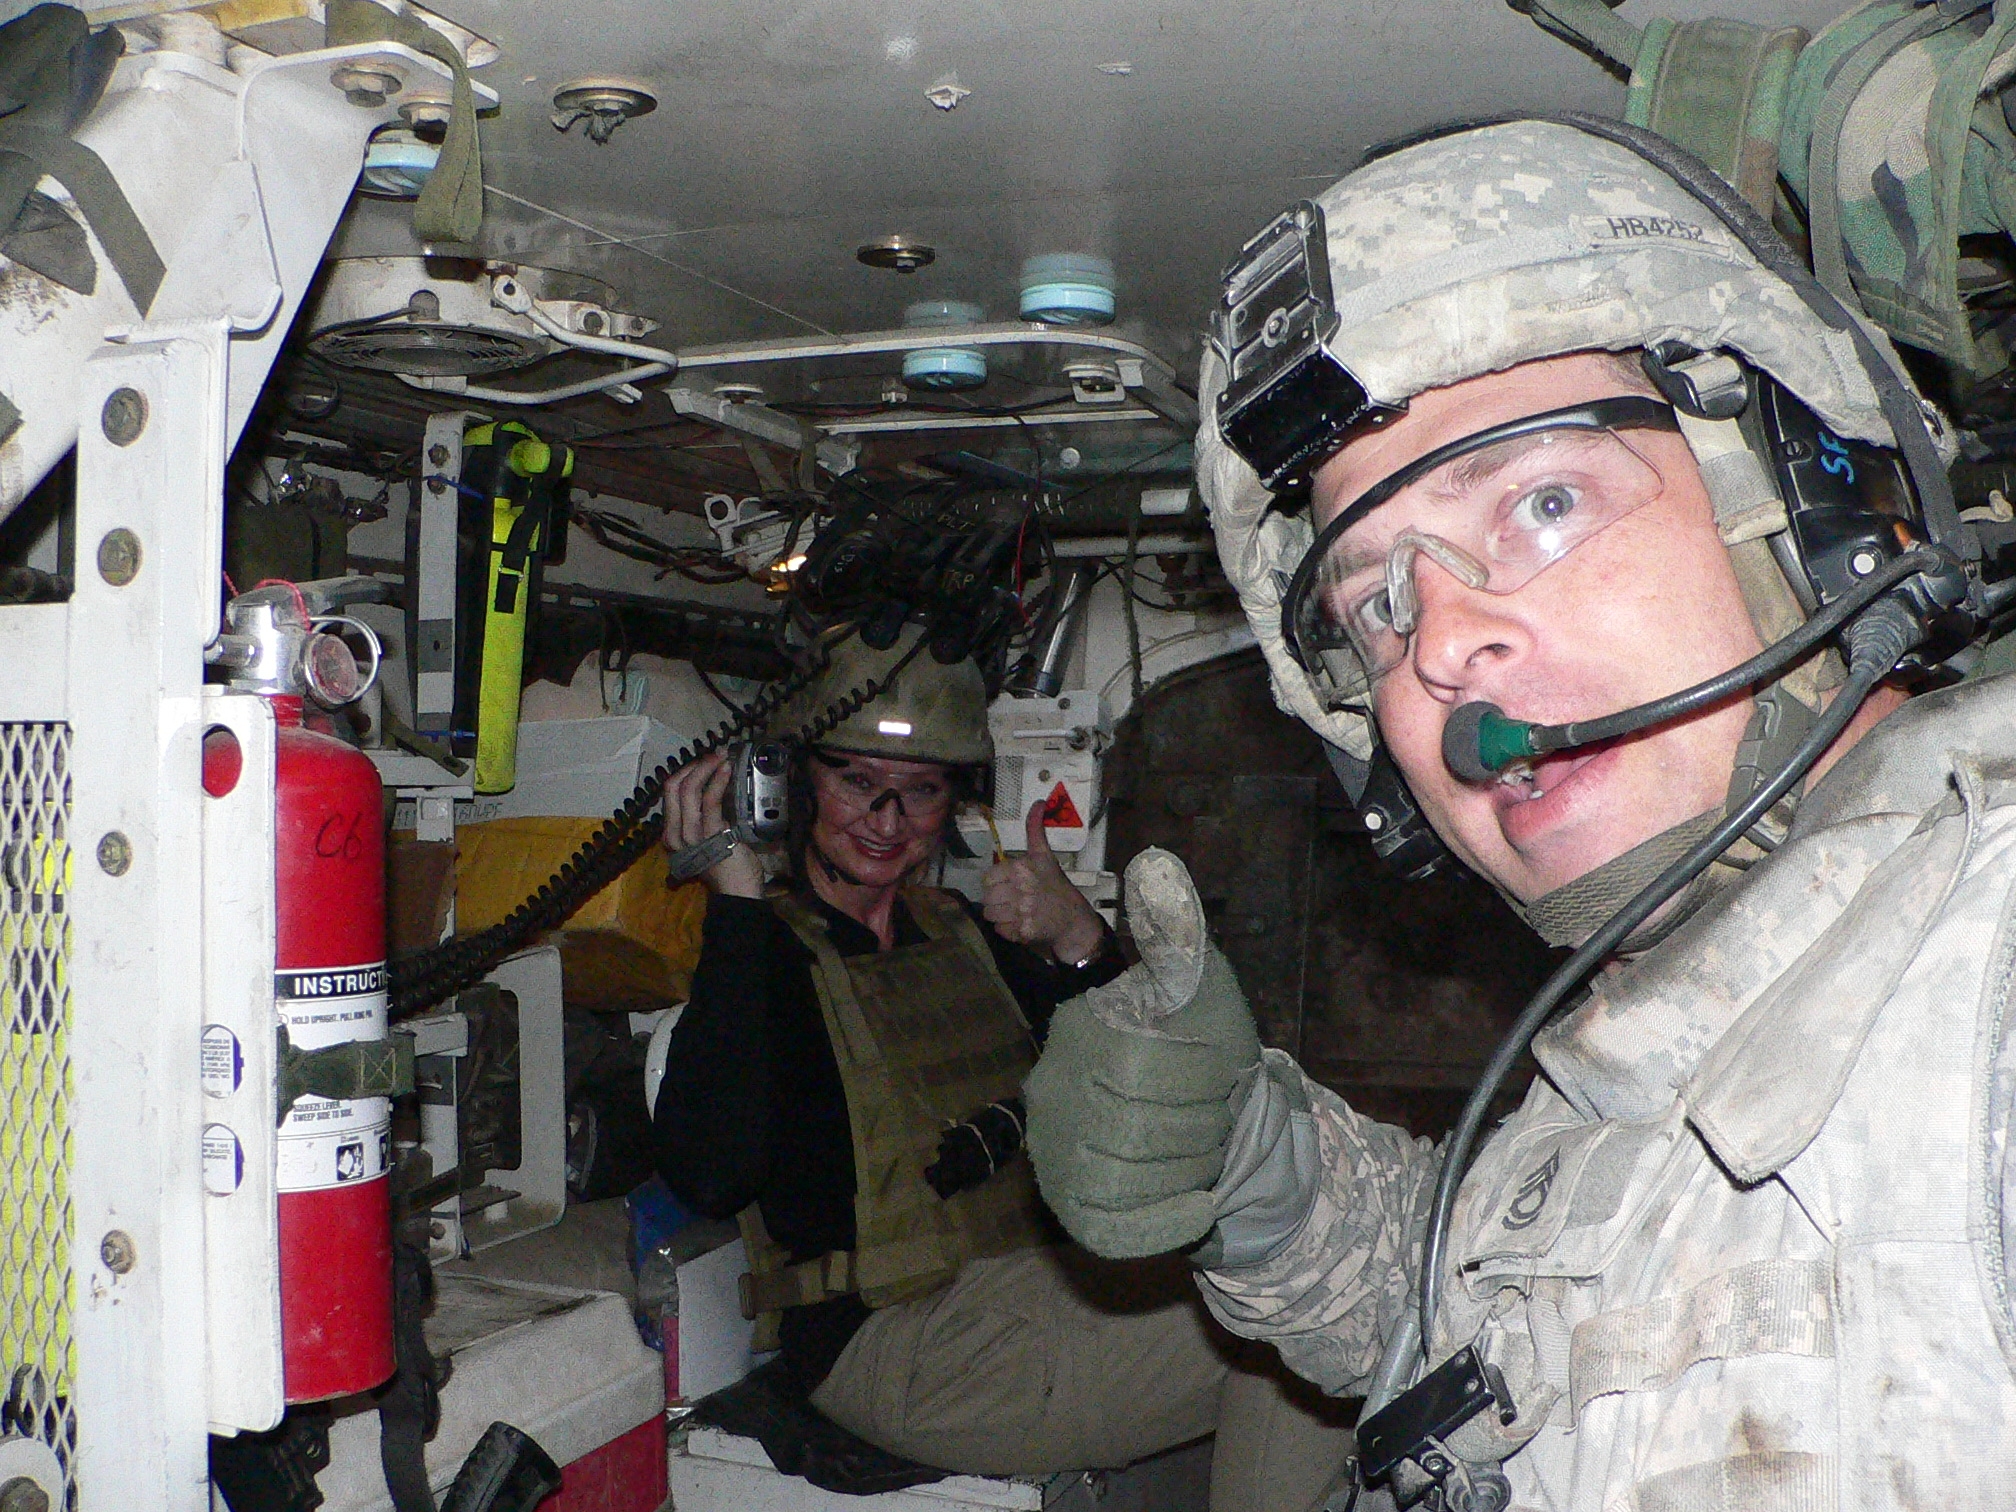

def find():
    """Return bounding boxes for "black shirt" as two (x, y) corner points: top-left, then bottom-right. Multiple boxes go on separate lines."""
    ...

(651, 887), (1122, 1389)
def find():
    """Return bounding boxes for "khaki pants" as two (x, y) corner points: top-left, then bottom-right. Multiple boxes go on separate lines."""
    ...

(809, 1247), (1354, 1512)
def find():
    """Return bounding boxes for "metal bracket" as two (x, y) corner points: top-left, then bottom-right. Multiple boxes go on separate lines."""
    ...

(671, 322), (1201, 430)
(666, 385), (860, 478)
(1357, 1344), (1516, 1507)
(414, 409), (471, 729)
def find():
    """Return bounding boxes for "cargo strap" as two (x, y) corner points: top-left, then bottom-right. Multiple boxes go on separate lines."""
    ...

(325, 0), (484, 245)
(276, 1029), (415, 1124)
(1568, 1257), (1835, 1418)
(737, 1233), (959, 1319)
(1517, 0), (1806, 215)
(0, 4), (163, 308)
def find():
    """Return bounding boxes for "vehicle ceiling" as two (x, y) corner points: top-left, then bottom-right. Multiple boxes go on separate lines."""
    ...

(338, 0), (1843, 381)
(53, 0), (1850, 513)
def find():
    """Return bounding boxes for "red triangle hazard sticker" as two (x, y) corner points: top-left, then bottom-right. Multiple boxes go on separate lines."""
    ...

(1041, 781), (1084, 829)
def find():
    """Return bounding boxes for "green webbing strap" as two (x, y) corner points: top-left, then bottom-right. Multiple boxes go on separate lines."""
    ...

(0, 119), (162, 309)
(0, 3), (162, 309)
(1627, 19), (1808, 213)
(276, 1029), (415, 1125)
(324, 0), (482, 245)
(1520, 0), (1808, 217)
(1805, 4), (1955, 314)
(1519, 0), (1644, 74)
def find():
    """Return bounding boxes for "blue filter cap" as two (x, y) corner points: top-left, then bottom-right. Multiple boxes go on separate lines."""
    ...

(1020, 252), (1115, 326)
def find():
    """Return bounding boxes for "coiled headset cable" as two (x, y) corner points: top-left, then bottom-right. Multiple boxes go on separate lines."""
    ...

(387, 627), (932, 1016)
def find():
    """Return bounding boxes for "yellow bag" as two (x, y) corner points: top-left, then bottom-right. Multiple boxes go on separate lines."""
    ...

(454, 817), (708, 1013)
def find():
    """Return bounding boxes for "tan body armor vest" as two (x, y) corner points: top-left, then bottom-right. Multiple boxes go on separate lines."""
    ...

(738, 887), (1050, 1342)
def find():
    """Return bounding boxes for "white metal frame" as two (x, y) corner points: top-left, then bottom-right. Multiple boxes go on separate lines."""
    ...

(0, 34), (458, 1509)
(198, 688), (284, 1433)
(414, 410), (473, 732)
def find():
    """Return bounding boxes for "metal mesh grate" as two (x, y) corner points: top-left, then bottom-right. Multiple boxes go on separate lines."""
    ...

(0, 722), (75, 1501)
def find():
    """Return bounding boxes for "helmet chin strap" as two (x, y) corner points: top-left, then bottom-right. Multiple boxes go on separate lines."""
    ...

(1515, 810), (1722, 950)
(810, 838), (875, 891)
(1514, 683), (1819, 950)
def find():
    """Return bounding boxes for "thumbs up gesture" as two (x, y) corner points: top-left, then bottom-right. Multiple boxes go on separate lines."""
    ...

(1023, 847), (1262, 1257)
(983, 800), (1107, 967)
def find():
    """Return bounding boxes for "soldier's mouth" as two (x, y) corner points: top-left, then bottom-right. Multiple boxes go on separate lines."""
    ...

(1492, 745), (1614, 843)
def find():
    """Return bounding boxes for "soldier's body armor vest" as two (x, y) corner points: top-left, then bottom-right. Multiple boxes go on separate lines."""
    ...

(738, 887), (1050, 1345)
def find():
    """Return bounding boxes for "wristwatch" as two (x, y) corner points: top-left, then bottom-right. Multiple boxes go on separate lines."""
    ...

(1060, 927), (1112, 971)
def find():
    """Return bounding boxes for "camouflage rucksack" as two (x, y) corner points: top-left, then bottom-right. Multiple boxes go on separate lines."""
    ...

(1517, 0), (2016, 382)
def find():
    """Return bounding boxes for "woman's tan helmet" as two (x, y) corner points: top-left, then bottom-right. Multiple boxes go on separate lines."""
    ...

(767, 623), (994, 767)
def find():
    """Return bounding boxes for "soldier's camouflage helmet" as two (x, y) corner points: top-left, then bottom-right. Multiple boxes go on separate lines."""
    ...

(1198, 117), (1954, 764)
(767, 622), (994, 767)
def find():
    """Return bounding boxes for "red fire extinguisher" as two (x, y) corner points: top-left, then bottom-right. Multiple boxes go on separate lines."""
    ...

(207, 582), (395, 1401)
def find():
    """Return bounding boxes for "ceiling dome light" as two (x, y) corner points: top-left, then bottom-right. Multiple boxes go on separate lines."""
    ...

(902, 300), (987, 391)
(1020, 252), (1115, 326)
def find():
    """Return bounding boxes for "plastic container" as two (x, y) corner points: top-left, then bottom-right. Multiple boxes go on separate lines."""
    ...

(903, 299), (988, 391)
(360, 126), (440, 199)
(1019, 252), (1116, 326)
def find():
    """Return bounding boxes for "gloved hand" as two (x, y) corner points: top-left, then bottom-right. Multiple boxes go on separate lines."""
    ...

(1024, 847), (1261, 1258)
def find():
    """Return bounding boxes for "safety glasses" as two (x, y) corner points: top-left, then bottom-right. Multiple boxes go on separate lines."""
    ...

(812, 755), (955, 820)
(1280, 397), (1680, 691)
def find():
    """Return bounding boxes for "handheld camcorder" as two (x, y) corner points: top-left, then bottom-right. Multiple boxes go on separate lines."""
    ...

(664, 740), (791, 885)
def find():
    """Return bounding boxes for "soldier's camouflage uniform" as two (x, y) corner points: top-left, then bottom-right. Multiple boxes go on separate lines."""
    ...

(1197, 672), (2016, 1508)
(1186, 120), (2016, 1510)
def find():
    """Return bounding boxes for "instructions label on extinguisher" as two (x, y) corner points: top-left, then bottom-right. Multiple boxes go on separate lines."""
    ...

(276, 962), (392, 1193)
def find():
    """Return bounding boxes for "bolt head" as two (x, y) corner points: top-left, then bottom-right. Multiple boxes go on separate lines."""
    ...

(331, 65), (401, 106)
(1850, 549), (1880, 578)
(101, 387), (147, 446)
(100, 1229), (136, 1274)
(95, 832), (132, 877)
(96, 528), (141, 586)
(857, 237), (936, 273)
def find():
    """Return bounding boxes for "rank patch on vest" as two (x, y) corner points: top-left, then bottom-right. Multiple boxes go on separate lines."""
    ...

(1502, 1149), (1561, 1231)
